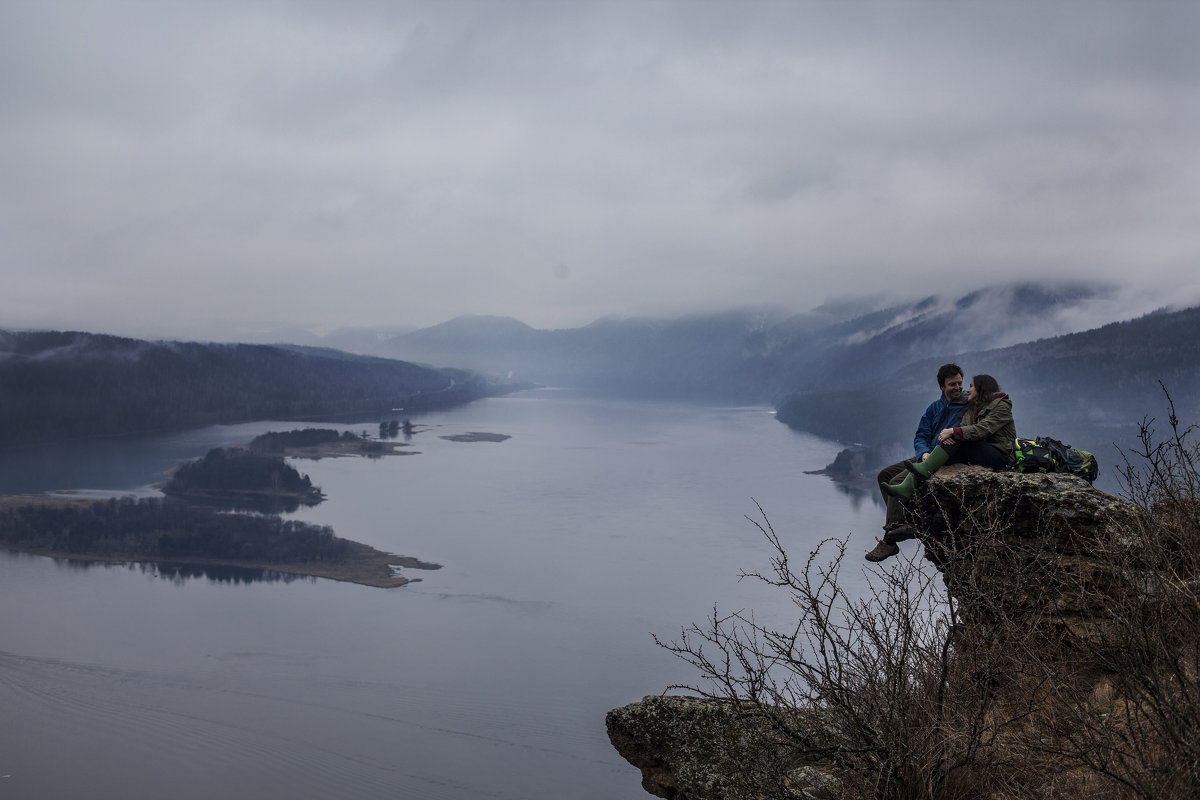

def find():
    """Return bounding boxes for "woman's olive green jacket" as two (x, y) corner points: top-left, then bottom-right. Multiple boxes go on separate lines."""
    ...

(952, 393), (1016, 456)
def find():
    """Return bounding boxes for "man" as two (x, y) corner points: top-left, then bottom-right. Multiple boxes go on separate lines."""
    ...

(865, 363), (966, 562)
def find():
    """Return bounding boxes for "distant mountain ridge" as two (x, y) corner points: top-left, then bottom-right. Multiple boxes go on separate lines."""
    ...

(776, 282), (1116, 392)
(292, 281), (1124, 402)
(293, 281), (1197, 466)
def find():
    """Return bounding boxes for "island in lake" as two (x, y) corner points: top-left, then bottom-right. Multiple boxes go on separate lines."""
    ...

(241, 426), (511, 454)
(163, 447), (326, 513)
(247, 427), (419, 459)
(0, 427), (456, 588)
(438, 431), (511, 443)
(0, 494), (438, 588)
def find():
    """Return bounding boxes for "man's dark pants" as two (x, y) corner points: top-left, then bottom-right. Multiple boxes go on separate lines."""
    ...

(877, 459), (918, 542)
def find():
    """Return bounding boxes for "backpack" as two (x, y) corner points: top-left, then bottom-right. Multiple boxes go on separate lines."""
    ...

(1012, 436), (1099, 483)
(1013, 438), (1056, 474)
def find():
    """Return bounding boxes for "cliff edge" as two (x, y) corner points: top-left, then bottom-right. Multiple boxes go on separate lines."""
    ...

(607, 469), (1164, 800)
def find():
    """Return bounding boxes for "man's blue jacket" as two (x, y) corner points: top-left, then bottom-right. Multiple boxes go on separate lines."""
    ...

(913, 396), (968, 459)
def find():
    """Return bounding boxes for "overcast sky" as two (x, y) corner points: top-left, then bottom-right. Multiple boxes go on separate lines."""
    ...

(2, 0), (1199, 340)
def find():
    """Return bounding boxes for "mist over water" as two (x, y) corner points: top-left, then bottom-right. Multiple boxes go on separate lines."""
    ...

(0, 391), (883, 799)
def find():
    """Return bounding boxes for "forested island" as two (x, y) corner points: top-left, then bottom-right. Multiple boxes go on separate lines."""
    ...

(158, 431), (421, 514)
(0, 496), (436, 588)
(164, 447), (325, 509)
(248, 427), (416, 458)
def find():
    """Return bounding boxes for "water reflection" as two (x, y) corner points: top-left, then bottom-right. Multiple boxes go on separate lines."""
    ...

(146, 562), (310, 586)
(377, 417), (418, 441)
(50, 555), (310, 586)
(830, 479), (885, 511)
(179, 493), (310, 515)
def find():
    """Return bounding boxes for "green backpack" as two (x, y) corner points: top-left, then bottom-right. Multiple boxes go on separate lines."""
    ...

(1013, 437), (1055, 474)
(1013, 436), (1099, 483)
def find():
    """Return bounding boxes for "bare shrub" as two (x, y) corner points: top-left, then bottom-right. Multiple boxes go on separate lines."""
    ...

(656, 503), (1037, 800)
(1028, 386), (1200, 800)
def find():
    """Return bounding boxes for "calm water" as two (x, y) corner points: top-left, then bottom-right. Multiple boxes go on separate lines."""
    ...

(0, 391), (881, 800)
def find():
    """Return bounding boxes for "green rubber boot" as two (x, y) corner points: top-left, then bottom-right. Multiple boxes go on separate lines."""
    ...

(908, 444), (952, 479)
(882, 446), (953, 500)
(881, 472), (916, 500)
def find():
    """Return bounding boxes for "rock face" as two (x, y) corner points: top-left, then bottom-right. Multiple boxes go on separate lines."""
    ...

(607, 696), (833, 800)
(606, 696), (750, 800)
(607, 469), (1143, 800)
(906, 469), (1143, 640)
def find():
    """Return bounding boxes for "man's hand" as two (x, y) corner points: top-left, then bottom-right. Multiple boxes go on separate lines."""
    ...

(918, 452), (930, 462)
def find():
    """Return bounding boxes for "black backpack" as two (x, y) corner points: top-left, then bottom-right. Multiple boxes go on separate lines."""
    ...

(1013, 436), (1099, 483)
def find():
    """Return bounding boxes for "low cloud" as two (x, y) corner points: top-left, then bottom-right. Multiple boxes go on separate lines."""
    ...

(1, 1), (1198, 340)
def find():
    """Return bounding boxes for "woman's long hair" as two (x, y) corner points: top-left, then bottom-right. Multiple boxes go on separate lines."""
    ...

(965, 374), (1001, 422)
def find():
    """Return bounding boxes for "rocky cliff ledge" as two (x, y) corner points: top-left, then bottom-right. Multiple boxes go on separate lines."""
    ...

(607, 469), (1151, 800)
(607, 695), (770, 800)
(608, 694), (841, 800)
(904, 469), (1142, 649)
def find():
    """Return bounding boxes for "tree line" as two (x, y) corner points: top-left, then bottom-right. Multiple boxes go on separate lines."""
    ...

(247, 428), (359, 453)
(0, 330), (488, 446)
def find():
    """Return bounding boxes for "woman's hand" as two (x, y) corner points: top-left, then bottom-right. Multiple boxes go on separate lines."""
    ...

(938, 428), (955, 445)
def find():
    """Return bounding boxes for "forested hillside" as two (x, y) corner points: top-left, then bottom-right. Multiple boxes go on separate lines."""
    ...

(0, 330), (487, 446)
(776, 304), (1200, 456)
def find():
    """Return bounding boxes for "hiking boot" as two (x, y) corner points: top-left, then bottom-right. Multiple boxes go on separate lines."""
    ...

(865, 539), (900, 562)
(882, 524), (918, 542)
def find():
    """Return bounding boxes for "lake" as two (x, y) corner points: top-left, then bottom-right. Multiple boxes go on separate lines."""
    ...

(0, 390), (884, 800)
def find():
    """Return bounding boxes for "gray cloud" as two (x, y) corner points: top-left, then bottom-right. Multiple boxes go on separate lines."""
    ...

(2, 0), (1199, 340)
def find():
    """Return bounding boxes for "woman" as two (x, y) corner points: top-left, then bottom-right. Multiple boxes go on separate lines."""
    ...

(883, 374), (1016, 500)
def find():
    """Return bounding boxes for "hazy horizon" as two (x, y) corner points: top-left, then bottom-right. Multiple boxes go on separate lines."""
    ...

(4, 2), (1199, 341)
(6, 280), (1192, 353)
